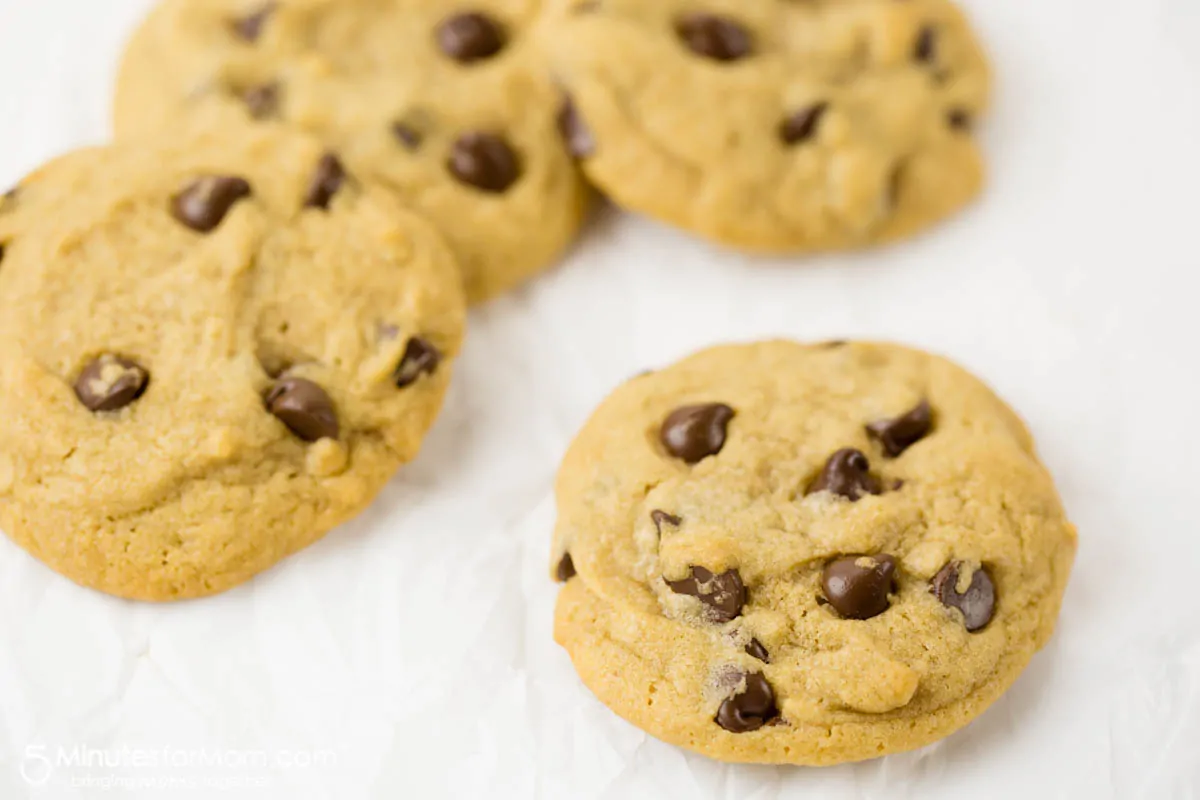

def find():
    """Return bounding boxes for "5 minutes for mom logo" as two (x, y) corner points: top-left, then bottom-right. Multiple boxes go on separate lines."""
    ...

(20, 743), (337, 787)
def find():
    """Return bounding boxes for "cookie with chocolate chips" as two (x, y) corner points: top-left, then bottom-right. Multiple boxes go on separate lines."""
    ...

(543, 0), (990, 251)
(0, 123), (465, 601)
(114, 0), (589, 304)
(551, 340), (1075, 765)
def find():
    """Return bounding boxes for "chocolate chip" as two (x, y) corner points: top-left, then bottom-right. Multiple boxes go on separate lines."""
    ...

(807, 448), (882, 501)
(821, 554), (898, 620)
(74, 355), (149, 413)
(447, 132), (521, 193)
(715, 671), (777, 733)
(231, 3), (277, 42)
(304, 154), (345, 210)
(660, 403), (734, 464)
(437, 12), (506, 63)
(651, 509), (682, 535)
(393, 337), (441, 388)
(947, 109), (972, 130)
(675, 13), (753, 62)
(392, 122), (423, 151)
(866, 400), (933, 457)
(556, 553), (576, 582)
(666, 566), (745, 622)
(557, 94), (595, 158)
(265, 377), (339, 442)
(932, 562), (995, 632)
(914, 26), (937, 63)
(744, 638), (770, 663)
(780, 102), (828, 145)
(0, 244), (5, 265)
(172, 176), (252, 233)
(242, 82), (279, 119)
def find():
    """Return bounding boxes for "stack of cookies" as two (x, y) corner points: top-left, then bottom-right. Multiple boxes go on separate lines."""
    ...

(0, 0), (1076, 769)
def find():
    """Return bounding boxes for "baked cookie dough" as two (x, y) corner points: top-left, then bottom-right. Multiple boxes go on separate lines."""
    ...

(0, 123), (465, 601)
(543, 0), (990, 251)
(551, 341), (1075, 765)
(115, 0), (590, 303)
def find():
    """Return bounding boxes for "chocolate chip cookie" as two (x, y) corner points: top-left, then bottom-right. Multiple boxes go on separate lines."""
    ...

(544, 0), (990, 251)
(0, 123), (465, 600)
(551, 341), (1075, 764)
(114, 0), (590, 304)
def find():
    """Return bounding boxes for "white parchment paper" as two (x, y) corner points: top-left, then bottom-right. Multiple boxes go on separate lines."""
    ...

(0, 0), (1198, 797)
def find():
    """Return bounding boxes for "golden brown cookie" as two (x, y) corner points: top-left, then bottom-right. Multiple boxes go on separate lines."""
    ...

(115, 0), (590, 303)
(551, 341), (1076, 765)
(0, 123), (465, 600)
(543, 0), (990, 251)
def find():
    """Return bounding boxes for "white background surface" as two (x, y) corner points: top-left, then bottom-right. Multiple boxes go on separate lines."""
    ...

(1, 0), (1198, 797)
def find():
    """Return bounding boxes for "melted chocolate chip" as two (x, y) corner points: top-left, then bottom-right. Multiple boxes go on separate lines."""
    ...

(231, 3), (277, 42)
(715, 671), (778, 732)
(807, 448), (882, 501)
(947, 109), (972, 130)
(914, 25), (937, 63)
(265, 377), (339, 442)
(780, 102), (828, 145)
(74, 355), (149, 412)
(932, 562), (995, 632)
(304, 154), (346, 210)
(651, 509), (682, 535)
(660, 403), (734, 464)
(448, 132), (521, 193)
(437, 12), (506, 63)
(392, 122), (424, 151)
(172, 176), (252, 233)
(393, 338), (441, 388)
(556, 553), (576, 582)
(242, 82), (279, 119)
(557, 94), (596, 158)
(744, 639), (770, 663)
(676, 13), (753, 62)
(666, 566), (745, 622)
(866, 400), (933, 457)
(821, 555), (898, 620)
